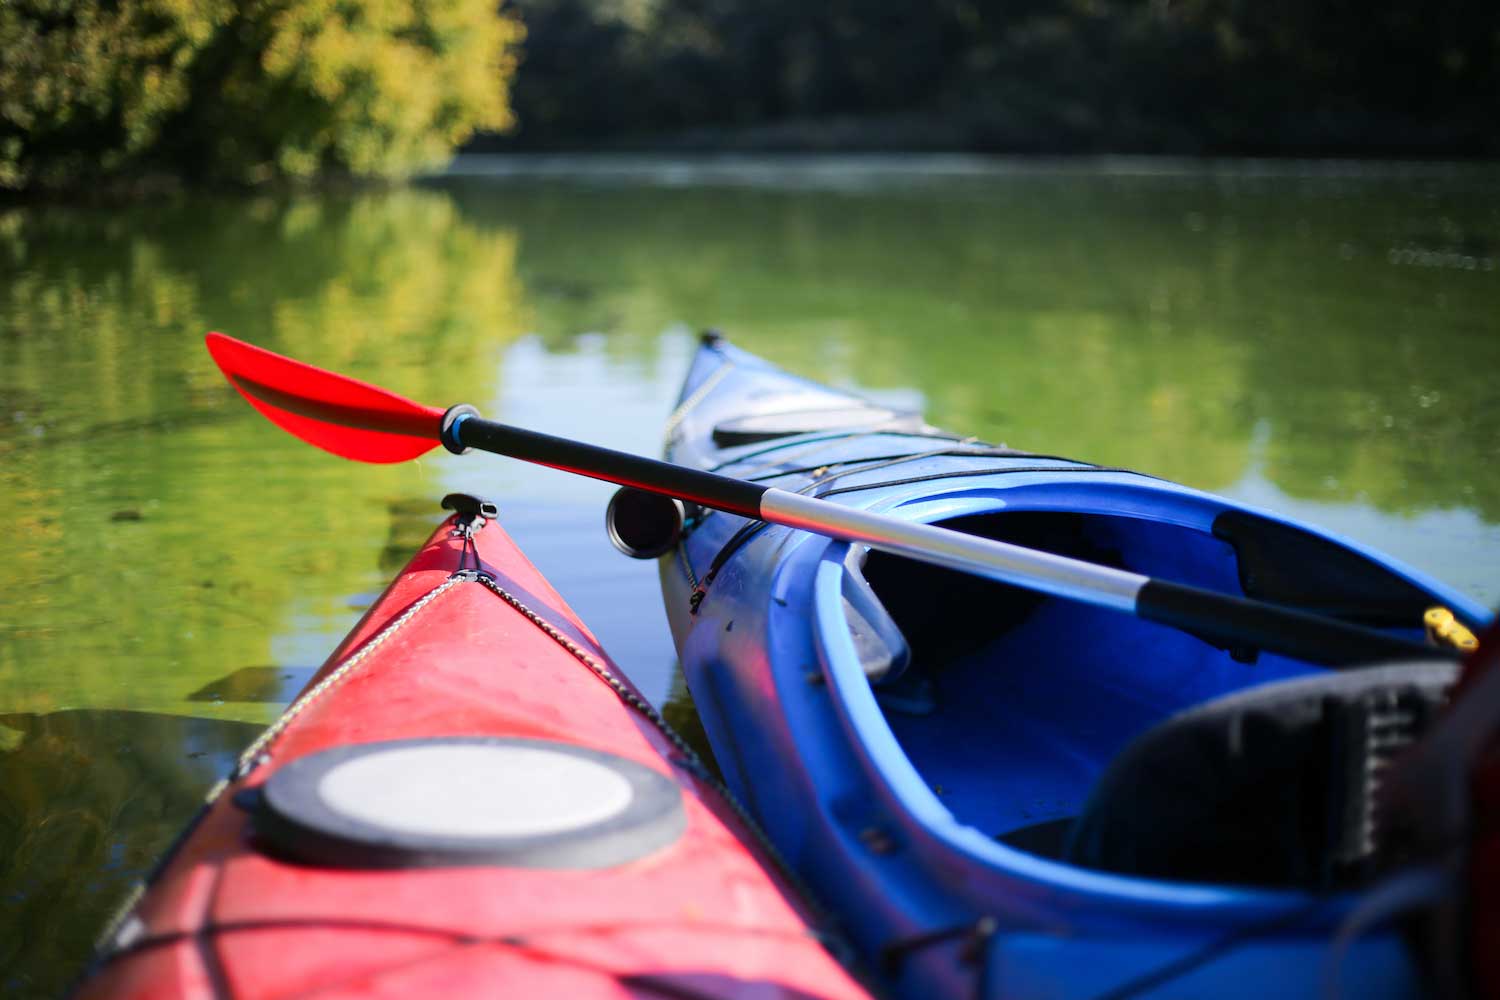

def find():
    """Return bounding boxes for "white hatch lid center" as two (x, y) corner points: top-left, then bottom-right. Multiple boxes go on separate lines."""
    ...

(317, 743), (636, 839)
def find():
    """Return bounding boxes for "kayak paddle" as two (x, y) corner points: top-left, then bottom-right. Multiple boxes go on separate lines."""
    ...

(205, 332), (1455, 668)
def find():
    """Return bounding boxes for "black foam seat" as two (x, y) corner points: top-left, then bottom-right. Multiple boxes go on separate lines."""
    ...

(1064, 661), (1458, 889)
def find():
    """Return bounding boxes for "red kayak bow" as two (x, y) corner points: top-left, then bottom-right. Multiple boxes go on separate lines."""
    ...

(76, 505), (869, 998)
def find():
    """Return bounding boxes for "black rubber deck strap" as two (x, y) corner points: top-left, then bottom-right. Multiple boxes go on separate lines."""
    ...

(457, 417), (768, 519)
(1137, 579), (1455, 668)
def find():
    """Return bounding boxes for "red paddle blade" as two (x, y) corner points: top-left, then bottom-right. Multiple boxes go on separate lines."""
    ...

(205, 332), (446, 464)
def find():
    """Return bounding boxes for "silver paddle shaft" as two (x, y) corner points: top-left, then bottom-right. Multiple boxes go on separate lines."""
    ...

(761, 489), (1147, 611)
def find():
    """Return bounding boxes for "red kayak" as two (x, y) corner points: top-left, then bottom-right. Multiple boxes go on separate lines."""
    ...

(76, 495), (868, 999)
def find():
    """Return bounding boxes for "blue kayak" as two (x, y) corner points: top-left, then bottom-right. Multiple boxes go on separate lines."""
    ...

(648, 334), (1490, 999)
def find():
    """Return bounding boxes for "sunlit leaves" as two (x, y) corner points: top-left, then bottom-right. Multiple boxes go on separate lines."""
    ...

(0, 0), (522, 190)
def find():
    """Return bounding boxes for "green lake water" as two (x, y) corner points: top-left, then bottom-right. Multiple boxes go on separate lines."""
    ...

(2, 154), (1498, 995)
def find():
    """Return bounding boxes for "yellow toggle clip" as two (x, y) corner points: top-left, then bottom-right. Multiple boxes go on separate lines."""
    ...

(1424, 607), (1479, 653)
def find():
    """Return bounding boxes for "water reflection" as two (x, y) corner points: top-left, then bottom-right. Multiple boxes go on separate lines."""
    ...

(184, 666), (318, 704)
(0, 710), (262, 998)
(430, 166), (1500, 527)
(0, 187), (532, 722)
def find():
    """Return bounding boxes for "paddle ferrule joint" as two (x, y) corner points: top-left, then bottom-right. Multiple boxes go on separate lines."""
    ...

(441, 405), (481, 455)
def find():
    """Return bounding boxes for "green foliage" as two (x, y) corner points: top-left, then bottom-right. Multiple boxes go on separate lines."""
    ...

(0, 0), (522, 191)
(0, 0), (228, 188)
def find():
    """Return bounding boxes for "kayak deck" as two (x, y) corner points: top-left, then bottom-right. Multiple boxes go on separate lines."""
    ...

(78, 507), (868, 999)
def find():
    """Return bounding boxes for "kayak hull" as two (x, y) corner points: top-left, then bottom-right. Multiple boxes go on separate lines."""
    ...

(78, 510), (867, 999)
(659, 336), (1490, 999)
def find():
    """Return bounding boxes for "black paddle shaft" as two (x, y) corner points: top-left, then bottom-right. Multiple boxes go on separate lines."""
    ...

(443, 410), (769, 518)
(1138, 580), (1450, 667)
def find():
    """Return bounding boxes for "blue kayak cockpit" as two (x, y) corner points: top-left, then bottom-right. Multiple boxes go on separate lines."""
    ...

(811, 479), (1473, 893)
(661, 334), (1491, 997)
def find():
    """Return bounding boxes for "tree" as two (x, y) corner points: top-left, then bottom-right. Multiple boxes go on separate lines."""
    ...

(0, 0), (522, 191)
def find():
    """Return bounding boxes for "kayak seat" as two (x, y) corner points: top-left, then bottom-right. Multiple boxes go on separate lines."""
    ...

(1063, 661), (1458, 889)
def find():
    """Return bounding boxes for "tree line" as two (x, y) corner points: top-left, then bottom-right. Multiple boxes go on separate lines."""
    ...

(2, 0), (1494, 192)
(491, 0), (1499, 156)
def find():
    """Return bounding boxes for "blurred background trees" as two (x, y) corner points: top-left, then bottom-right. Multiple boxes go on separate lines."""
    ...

(489, 0), (1500, 156)
(1, 0), (1494, 193)
(0, 0), (521, 192)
